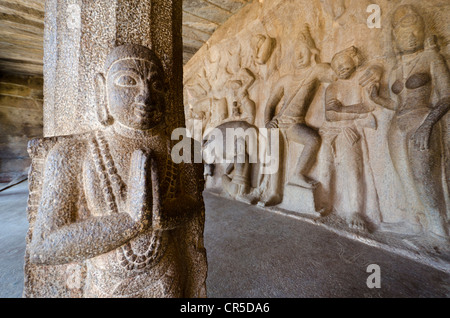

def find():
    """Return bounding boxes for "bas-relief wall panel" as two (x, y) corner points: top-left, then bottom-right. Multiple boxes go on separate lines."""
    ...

(184, 0), (450, 248)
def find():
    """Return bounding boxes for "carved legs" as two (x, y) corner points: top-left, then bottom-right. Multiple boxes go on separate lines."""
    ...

(333, 135), (367, 230)
(409, 125), (448, 238)
(389, 116), (448, 238)
(286, 123), (321, 189)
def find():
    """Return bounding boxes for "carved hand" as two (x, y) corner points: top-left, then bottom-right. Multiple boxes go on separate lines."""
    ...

(367, 83), (379, 101)
(359, 65), (383, 88)
(265, 118), (279, 129)
(127, 149), (152, 230)
(366, 82), (396, 111)
(412, 123), (432, 151)
(327, 99), (343, 112)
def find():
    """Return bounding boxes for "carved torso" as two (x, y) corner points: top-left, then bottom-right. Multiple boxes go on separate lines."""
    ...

(390, 50), (440, 116)
(71, 127), (181, 296)
(280, 71), (320, 121)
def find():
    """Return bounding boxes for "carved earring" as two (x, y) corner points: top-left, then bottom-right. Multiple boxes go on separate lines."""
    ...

(348, 46), (364, 67)
(425, 35), (438, 51)
(94, 73), (113, 126)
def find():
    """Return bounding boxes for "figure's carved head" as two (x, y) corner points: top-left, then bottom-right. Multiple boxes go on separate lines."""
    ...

(295, 24), (320, 69)
(251, 34), (275, 65)
(208, 45), (221, 64)
(392, 5), (425, 55)
(95, 44), (166, 130)
(229, 80), (243, 90)
(331, 46), (363, 80)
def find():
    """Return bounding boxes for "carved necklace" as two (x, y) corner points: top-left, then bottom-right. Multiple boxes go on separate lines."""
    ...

(89, 130), (167, 271)
(401, 50), (423, 81)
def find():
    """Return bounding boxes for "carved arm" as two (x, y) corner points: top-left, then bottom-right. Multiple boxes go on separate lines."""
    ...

(411, 53), (450, 150)
(367, 84), (396, 111)
(325, 86), (372, 121)
(30, 146), (152, 265)
(264, 82), (284, 127)
(412, 97), (450, 151)
(154, 140), (205, 231)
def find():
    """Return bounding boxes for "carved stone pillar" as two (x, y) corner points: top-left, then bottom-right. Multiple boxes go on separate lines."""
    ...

(25, 0), (207, 298)
(43, 0), (184, 137)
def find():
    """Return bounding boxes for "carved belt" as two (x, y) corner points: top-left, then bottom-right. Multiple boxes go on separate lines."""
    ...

(277, 115), (305, 129)
(320, 126), (361, 157)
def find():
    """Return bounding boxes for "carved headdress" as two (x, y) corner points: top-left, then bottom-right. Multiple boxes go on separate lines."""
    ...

(104, 44), (164, 76)
(331, 46), (364, 69)
(298, 24), (320, 61)
(391, 5), (424, 30)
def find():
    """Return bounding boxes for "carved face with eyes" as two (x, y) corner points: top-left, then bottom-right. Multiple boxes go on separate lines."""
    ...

(295, 43), (312, 69)
(393, 19), (425, 54)
(252, 34), (275, 65)
(392, 6), (425, 55)
(106, 58), (165, 130)
(331, 53), (357, 80)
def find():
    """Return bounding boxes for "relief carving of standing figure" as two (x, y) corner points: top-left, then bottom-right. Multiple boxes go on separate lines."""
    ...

(319, 46), (379, 231)
(369, 5), (450, 238)
(227, 68), (256, 125)
(264, 25), (335, 190)
(27, 45), (206, 297)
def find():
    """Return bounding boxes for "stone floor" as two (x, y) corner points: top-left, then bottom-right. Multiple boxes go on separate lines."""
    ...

(0, 182), (449, 298)
(0, 181), (28, 298)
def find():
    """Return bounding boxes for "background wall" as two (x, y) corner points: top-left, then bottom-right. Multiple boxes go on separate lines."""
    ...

(0, 73), (43, 183)
(0, 0), (44, 183)
(183, 0), (450, 232)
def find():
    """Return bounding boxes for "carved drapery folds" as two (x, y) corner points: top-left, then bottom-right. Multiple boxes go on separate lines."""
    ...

(184, 0), (450, 246)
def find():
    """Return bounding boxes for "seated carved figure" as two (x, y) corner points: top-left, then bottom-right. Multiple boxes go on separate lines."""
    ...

(26, 45), (206, 298)
(319, 46), (379, 231)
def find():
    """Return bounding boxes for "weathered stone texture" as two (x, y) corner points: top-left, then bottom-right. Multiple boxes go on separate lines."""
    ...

(43, 0), (186, 137)
(24, 0), (207, 299)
